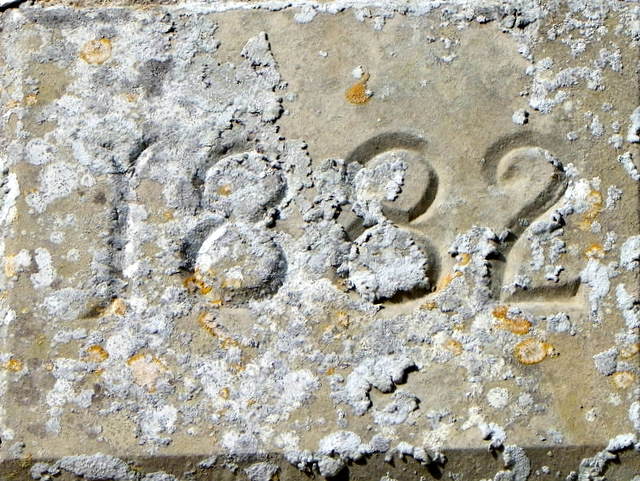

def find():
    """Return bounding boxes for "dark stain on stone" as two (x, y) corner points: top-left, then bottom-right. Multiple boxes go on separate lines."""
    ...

(137, 59), (173, 96)
(93, 191), (107, 205)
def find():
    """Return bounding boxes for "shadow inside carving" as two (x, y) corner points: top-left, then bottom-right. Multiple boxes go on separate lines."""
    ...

(481, 130), (555, 184)
(346, 131), (438, 225)
(179, 216), (224, 271)
(383, 166), (438, 225)
(503, 277), (581, 303)
(345, 131), (427, 166)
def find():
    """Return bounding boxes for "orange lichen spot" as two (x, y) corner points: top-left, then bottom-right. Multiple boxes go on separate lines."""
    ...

(326, 367), (336, 375)
(457, 253), (471, 267)
(436, 271), (462, 291)
(80, 38), (112, 65)
(584, 243), (604, 258)
(578, 190), (603, 230)
(345, 73), (371, 105)
(127, 353), (168, 392)
(492, 305), (509, 319)
(514, 338), (553, 365)
(4, 358), (23, 372)
(85, 345), (109, 363)
(421, 301), (438, 310)
(620, 343), (640, 359)
(209, 298), (224, 307)
(217, 184), (233, 196)
(443, 339), (463, 356)
(219, 387), (230, 399)
(198, 314), (240, 349)
(611, 371), (636, 390)
(492, 306), (531, 335)
(183, 271), (214, 296)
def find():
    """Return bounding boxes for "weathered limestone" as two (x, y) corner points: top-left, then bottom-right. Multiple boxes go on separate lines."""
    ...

(0, 1), (639, 479)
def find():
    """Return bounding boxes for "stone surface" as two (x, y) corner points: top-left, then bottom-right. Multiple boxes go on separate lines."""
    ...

(0, 1), (639, 480)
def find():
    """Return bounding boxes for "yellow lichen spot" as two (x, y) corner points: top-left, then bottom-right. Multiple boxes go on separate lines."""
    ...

(611, 371), (636, 390)
(80, 38), (112, 65)
(334, 277), (351, 293)
(221, 337), (240, 350)
(24, 94), (38, 106)
(162, 210), (174, 221)
(4, 358), (23, 372)
(620, 343), (640, 359)
(492, 306), (532, 335)
(578, 190), (603, 230)
(436, 271), (462, 291)
(219, 387), (230, 399)
(44, 361), (54, 371)
(217, 184), (233, 196)
(4, 256), (17, 278)
(457, 253), (471, 267)
(18, 453), (33, 470)
(584, 243), (604, 258)
(443, 339), (463, 356)
(127, 353), (168, 392)
(106, 298), (126, 316)
(246, 399), (256, 406)
(229, 362), (245, 372)
(345, 73), (371, 105)
(209, 298), (224, 307)
(197, 311), (217, 336)
(335, 311), (350, 330)
(85, 345), (109, 363)
(125, 93), (138, 103)
(514, 338), (553, 365)
(421, 301), (438, 310)
(326, 367), (336, 376)
(221, 278), (242, 289)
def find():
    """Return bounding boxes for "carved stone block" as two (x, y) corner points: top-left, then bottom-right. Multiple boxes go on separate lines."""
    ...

(0, 2), (638, 479)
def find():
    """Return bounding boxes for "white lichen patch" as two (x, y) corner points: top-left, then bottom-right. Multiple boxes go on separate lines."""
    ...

(30, 248), (56, 289)
(339, 222), (429, 302)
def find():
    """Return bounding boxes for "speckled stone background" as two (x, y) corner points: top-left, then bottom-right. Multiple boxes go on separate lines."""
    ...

(0, 1), (639, 480)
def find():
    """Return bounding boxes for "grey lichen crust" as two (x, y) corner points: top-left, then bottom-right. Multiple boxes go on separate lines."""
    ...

(0, 1), (639, 480)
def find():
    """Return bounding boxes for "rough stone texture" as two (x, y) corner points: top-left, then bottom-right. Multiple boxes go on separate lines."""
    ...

(0, 1), (639, 480)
